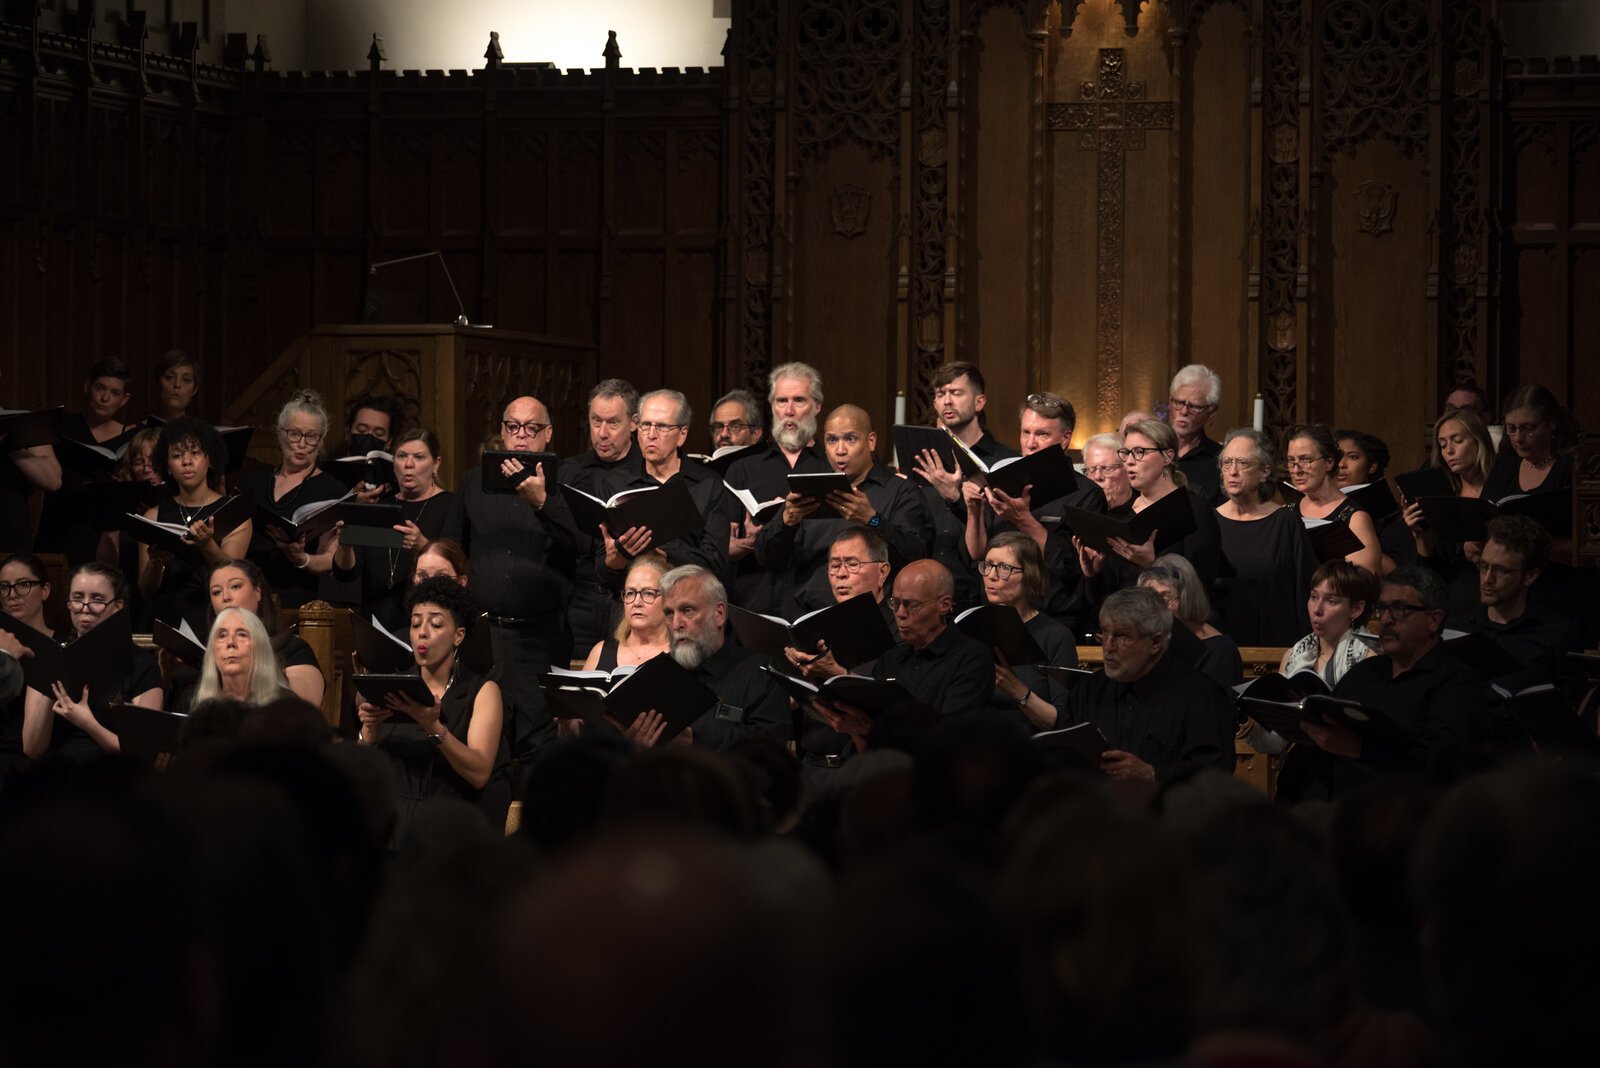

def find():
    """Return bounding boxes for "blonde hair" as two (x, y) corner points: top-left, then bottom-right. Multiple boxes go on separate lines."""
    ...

(1434, 408), (1496, 490)
(193, 607), (288, 706)
(1126, 419), (1187, 489)
(614, 557), (668, 642)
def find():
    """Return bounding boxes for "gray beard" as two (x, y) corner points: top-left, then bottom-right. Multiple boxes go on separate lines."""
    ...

(671, 636), (713, 671)
(772, 415), (818, 453)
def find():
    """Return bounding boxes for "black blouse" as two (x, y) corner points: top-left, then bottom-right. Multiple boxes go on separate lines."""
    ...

(331, 490), (455, 633)
(236, 468), (348, 609)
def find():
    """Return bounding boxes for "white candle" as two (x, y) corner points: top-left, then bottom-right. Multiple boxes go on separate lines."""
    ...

(1252, 395), (1265, 432)
(893, 393), (907, 469)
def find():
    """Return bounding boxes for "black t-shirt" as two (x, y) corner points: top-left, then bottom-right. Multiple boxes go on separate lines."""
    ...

(38, 646), (163, 762)
(332, 490), (455, 633)
(871, 624), (994, 718)
(1061, 652), (1236, 785)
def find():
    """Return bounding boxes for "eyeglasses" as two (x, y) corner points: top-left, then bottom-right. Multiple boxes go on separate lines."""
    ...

(281, 429), (323, 445)
(1503, 420), (1545, 437)
(1025, 393), (1064, 414)
(1094, 630), (1146, 648)
(1475, 562), (1523, 580)
(1116, 446), (1163, 461)
(622, 587), (662, 604)
(638, 422), (684, 437)
(68, 594), (116, 614)
(1167, 397), (1214, 415)
(827, 557), (881, 575)
(1219, 458), (1259, 471)
(0, 580), (41, 597)
(502, 420), (550, 438)
(709, 420), (752, 435)
(1285, 455), (1328, 470)
(887, 596), (938, 614)
(1371, 601), (1428, 621)
(1082, 464), (1120, 477)
(976, 560), (1023, 579)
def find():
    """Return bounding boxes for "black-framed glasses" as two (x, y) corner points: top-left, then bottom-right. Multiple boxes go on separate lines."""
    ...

(1167, 397), (1214, 415)
(1372, 601), (1428, 621)
(827, 557), (881, 575)
(709, 420), (752, 435)
(976, 560), (1023, 579)
(1116, 446), (1162, 461)
(887, 596), (937, 614)
(0, 580), (41, 597)
(68, 595), (116, 614)
(502, 420), (550, 437)
(1285, 455), (1329, 470)
(281, 429), (323, 445)
(622, 587), (662, 604)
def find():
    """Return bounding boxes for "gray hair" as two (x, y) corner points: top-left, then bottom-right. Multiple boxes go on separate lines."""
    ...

(589, 378), (639, 416)
(1082, 431), (1123, 457)
(1170, 363), (1223, 408)
(712, 389), (764, 430)
(1221, 427), (1278, 503)
(1139, 554), (1211, 626)
(639, 388), (691, 429)
(767, 361), (824, 409)
(1386, 565), (1449, 615)
(660, 564), (728, 608)
(193, 607), (288, 706)
(276, 389), (328, 437)
(1099, 586), (1173, 640)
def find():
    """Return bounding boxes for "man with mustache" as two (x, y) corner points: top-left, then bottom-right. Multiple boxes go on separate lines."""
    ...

(655, 564), (789, 750)
(1281, 565), (1490, 799)
(1053, 585), (1234, 787)
(722, 363), (832, 614)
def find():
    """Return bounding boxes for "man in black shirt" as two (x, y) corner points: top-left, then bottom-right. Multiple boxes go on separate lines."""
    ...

(755, 404), (931, 615)
(722, 362), (831, 614)
(909, 361), (1018, 611)
(443, 395), (580, 763)
(1282, 566), (1490, 799)
(1167, 363), (1224, 504)
(870, 559), (991, 715)
(598, 389), (733, 588)
(1059, 586), (1234, 786)
(558, 379), (643, 652)
(658, 564), (789, 749)
(783, 525), (896, 790)
(1453, 515), (1581, 694)
(707, 389), (765, 451)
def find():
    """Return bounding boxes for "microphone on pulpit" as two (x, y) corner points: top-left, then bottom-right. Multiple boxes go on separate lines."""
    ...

(367, 250), (470, 326)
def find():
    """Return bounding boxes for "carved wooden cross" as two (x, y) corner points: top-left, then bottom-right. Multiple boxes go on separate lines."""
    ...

(1047, 48), (1173, 427)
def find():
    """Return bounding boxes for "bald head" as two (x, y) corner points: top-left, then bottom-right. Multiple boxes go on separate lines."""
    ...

(823, 405), (878, 481)
(502, 396), (554, 452)
(891, 560), (954, 649)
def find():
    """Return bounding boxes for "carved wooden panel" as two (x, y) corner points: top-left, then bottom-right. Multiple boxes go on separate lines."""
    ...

(1260, 0), (1304, 443)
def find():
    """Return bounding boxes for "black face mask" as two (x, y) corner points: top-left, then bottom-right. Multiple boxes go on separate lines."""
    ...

(347, 432), (385, 457)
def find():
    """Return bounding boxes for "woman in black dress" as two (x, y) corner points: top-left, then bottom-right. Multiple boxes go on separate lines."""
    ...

(188, 607), (292, 708)
(235, 390), (347, 610)
(1402, 408), (1497, 617)
(356, 578), (509, 840)
(21, 564), (163, 762)
(136, 417), (252, 634)
(979, 532), (1079, 734)
(1074, 419), (1223, 599)
(331, 428), (456, 632)
(581, 555), (669, 672)
(1213, 428), (1313, 645)
(1287, 424), (1383, 576)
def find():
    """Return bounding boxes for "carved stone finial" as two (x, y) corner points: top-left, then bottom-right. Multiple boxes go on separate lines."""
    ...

(485, 30), (503, 69)
(368, 33), (387, 71)
(603, 30), (621, 68)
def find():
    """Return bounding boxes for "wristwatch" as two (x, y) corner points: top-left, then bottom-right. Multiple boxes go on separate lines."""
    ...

(426, 729), (446, 746)
(866, 515), (882, 528)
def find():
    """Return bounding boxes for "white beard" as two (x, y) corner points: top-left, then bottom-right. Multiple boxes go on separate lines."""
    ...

(772, 414), (818, 453)
(671, 636), (712, 671)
